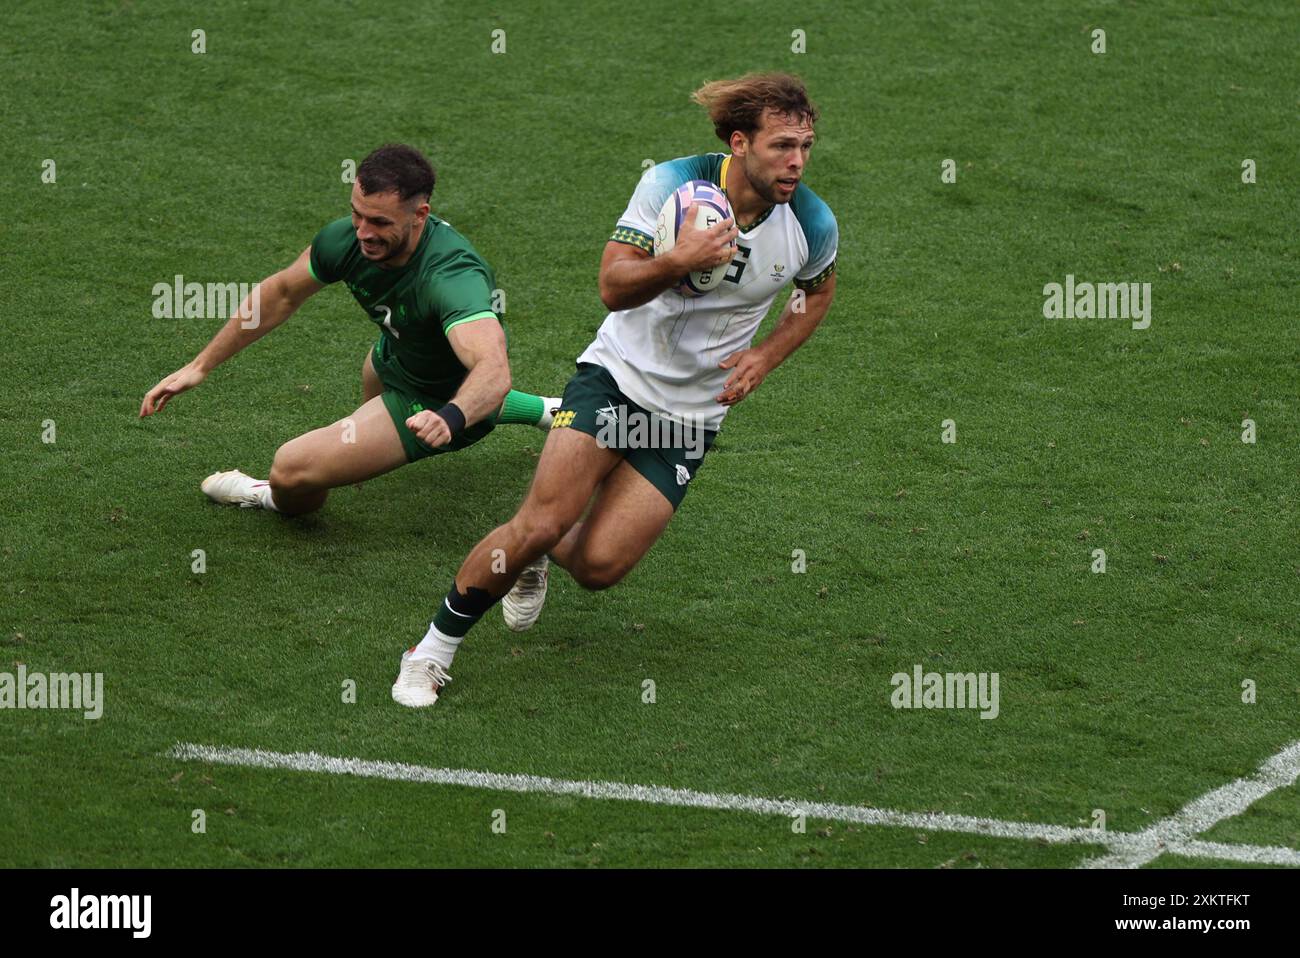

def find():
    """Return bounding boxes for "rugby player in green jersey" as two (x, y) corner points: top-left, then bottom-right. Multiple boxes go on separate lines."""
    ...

(140, 144), (558, 516)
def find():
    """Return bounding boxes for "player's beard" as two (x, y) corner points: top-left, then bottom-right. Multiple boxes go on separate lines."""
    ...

(744, 155), (794, 206)
(366, 224), (414, 264)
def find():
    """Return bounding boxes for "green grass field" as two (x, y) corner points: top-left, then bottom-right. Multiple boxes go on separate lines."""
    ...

(2, 0), (1297, 868)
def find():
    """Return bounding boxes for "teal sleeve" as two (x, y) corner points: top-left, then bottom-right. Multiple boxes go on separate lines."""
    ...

(791, 185), (839, 290)
(613, 154), (723, 243)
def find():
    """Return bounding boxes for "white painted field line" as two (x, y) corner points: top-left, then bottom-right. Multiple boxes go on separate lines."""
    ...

(170, 742), (1300, 865)
(1163, 839), (1300, 868)
(169, 742), (1110, 846)
(1078, 740), (1300, 869)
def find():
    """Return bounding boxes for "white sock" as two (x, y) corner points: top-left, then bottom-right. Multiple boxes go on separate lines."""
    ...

(536, 397), (563, 430)
(252, 481), (280, 512)
(410, 621), (462, 669)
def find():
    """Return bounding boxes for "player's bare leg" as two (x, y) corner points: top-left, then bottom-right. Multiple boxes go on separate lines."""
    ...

(500, 460), (673, 631)
(461, 428), (620, 593)
(547, 460), (674, 590)
(203, 393), (409, 514)
(479, 431), (633, 631)
(264, 395), (408, 515)
(394, 429), (619, 706)
(348, 350), (385, 494)
(361, 349), (383, 402)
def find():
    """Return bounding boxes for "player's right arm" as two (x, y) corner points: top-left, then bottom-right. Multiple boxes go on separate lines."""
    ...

(597, 207), (738, 311)
(139, 247), (324, 417)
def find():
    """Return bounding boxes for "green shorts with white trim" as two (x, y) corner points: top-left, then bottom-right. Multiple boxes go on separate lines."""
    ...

(550, 363), (716, 510)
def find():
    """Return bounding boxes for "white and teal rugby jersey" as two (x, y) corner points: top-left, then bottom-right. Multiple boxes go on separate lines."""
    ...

(577, 153), (838, 431)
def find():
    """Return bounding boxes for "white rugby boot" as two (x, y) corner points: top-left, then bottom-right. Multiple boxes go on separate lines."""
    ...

(502, 556), (550, 632)
(201, 469), (271, 508)
(391, 649), (453, 708)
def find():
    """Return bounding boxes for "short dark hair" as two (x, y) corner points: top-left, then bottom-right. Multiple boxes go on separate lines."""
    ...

(357, 144), (436, 204)
(691, 72), (819, 144)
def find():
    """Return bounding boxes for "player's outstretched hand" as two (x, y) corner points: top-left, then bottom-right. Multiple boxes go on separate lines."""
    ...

(716, 348), (771, 406)
(140, 364), (208, 417)
(671, 203), (739, 274)
(406, 409), (452, 449)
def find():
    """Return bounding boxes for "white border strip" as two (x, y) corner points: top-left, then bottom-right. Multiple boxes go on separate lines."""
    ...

(168, 742), (1300, 867)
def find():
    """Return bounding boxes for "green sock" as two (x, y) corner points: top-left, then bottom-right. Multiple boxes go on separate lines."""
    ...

(496, 389), (546, 426)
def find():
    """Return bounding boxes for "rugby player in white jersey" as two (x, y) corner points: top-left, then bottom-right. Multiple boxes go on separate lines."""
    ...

(393, 72), (839, 706)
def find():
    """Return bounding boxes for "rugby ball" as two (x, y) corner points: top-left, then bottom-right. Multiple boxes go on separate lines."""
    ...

(653, 180), (735, 297)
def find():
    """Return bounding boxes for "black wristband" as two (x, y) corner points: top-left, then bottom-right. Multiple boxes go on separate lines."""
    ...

(435, 401), (466, 439)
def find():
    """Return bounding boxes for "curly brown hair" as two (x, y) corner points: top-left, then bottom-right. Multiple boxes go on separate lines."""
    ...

(691, 72), (819, 144)
(357, 144), (436, 204)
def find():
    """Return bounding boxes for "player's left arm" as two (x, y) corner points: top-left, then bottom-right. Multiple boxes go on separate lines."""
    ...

(405, 318), (511, 448)
(716, 273), (837, 406)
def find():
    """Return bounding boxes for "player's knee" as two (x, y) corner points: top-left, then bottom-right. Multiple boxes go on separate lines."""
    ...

(269, 444), (317, 493)
(570, 556), (629, 592)
(513, 511), (568, 555)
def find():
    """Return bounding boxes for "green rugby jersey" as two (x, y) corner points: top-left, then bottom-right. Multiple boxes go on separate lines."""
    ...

(308, 215), (500, 399)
